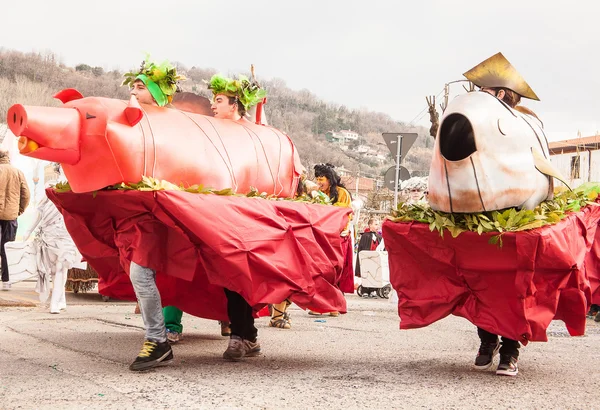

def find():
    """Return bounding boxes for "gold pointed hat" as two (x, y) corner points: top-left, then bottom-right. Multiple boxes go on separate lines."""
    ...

(463, 52), (540, 101)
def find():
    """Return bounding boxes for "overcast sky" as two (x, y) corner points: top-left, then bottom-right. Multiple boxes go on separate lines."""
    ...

(2, 0), (599, 142)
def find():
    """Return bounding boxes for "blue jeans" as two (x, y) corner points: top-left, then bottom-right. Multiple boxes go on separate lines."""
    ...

(129, 261), (166, 343)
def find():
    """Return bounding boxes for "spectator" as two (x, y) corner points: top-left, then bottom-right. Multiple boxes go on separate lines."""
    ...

(0, 149), (30, 291)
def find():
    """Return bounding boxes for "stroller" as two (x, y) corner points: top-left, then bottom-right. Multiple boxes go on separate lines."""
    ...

(356, 245), (392, 298)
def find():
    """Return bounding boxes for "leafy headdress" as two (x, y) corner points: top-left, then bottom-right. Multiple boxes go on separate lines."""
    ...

(206, 73), (267, 110)
(122, 56), (186, 106)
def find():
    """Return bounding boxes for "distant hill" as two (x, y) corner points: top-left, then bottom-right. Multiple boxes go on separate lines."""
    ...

(0, 49), (433, 178)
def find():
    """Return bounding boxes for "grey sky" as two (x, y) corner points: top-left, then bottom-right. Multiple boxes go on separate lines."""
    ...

(2, 0), (599, 141)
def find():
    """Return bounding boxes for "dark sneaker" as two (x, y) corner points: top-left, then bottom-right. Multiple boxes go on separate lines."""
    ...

(166, 329), (183, 344)
(474, 340), (500, 370)
(129, 340), (173, 371)
(496, 354), (519, 376)
(223, 335), (246, 361)
(595, 312), (600, 323)
(243, 339), (261, 357)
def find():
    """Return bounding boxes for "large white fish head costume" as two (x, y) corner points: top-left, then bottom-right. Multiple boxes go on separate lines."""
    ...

(428, 53), (569, 213)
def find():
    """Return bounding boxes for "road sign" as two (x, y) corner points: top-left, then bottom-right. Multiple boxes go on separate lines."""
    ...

(384, 165), (411, 191)
(382, 133), (418, 162)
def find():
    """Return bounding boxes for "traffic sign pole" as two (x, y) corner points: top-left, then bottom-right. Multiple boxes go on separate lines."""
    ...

(393, 135), (403, 209)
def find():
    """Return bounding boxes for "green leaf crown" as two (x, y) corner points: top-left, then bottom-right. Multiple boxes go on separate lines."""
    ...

(122, 55), (186, 104)
(206, 74), (267, 110)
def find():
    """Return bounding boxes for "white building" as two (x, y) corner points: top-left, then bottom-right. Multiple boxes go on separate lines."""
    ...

(326, 129), (360, 144)
(549, 135), (600, 187)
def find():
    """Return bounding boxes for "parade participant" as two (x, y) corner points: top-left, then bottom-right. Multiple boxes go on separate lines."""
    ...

(128, 60), (230, 346)
(17, 164), (82, 313)
(303, 163), (352, 317)
(206, 73), (266, 360)
(0, 149), (30, 290)
(463, 52), (541, 377)
(121, 57), (184, 370)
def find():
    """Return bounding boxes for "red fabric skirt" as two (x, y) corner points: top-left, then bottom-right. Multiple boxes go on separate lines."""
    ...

(48, 189), (352, 321)
(382, 204), (600, 344)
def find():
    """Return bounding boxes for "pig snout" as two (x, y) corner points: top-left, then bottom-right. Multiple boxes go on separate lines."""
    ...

(438, 113), (476, 161)
(6, 104), (81, 163)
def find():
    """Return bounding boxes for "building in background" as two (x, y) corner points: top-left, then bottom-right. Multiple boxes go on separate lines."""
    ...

(549, 134), (600, 187)
(325, 130), (360, 145)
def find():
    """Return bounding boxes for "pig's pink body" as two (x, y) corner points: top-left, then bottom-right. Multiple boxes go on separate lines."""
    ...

(8, 92), (302, 195)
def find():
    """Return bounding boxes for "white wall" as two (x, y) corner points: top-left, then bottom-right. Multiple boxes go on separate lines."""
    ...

(550, 151), (591, 188)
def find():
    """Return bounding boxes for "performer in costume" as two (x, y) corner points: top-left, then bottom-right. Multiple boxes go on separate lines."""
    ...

(121, 57), (184, 370)
(128, 59), (232, 346)
(206, 73), (267, 360)
(304, 163), (352, 317)
(463, 53), (542, 377)
(5, 163), (82, 313)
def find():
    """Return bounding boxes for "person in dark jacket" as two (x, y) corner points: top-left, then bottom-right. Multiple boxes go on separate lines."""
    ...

(354, 218), (382, 278)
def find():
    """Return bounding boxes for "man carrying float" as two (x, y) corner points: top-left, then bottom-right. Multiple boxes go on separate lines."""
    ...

(6, 56), (353, 371)
(384, 52), (600, 377)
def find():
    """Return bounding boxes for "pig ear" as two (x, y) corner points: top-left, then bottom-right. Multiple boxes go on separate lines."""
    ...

(54, 89), (84, 104)
(125, 96), (143, 126)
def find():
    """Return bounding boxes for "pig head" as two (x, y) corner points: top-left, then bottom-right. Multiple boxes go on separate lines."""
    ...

(7, 89), (302, 196)
(428, 91), (567, 213)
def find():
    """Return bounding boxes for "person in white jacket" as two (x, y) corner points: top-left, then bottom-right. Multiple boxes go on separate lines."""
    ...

(5, 163), (82, 313)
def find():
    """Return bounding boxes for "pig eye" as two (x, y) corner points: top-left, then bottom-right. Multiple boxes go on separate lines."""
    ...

(85, 112), (96, 120)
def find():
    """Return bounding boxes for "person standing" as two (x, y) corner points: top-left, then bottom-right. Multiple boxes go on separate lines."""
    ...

(207, 72), (266, 360)
(121, 57), (184, 370)
(0, 149), (30, 290)
(354, 218), (382, 279)
(463, 52), (542, 377)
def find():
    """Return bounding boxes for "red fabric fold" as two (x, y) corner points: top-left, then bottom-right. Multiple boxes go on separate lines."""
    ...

(383, 204), (600, 344)
(47, 189), (352, 320)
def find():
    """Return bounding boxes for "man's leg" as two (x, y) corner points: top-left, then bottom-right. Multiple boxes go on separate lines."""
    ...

(1, 220), (17, 284)
(128, 261), (172, 371)
(474, 327), (500, 370)
(50, 261), (67, 314)
(223, 288), (260, 361)
(496, 337), (520, 377)
(163, 305), (183, 343)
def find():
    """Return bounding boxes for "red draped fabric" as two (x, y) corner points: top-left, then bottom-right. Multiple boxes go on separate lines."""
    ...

(47, 189), (352, 321)
(382, 204), (600, 344)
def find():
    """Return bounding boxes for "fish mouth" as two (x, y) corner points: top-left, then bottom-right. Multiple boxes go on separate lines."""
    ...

(439, 113), (476, 161)
(18, 136), (40, 154)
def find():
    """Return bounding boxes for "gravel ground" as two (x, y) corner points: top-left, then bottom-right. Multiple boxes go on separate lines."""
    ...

(0, 287), (598, 409)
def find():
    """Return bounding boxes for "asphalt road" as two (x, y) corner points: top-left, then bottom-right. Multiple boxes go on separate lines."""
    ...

(0, 283), (598, 409)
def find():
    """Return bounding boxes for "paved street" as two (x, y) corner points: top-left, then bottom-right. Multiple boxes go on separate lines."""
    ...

(0, 281), (599, 409)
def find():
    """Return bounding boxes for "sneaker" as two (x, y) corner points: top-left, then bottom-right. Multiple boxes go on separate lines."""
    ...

(166, 329), (183, 344)
(474, 340), (500, 370)
(2, 282), (10, 291)
(219, 321), (231, 336)
(223, 335), (246, 361)
(496, 354), (519, 376)
(595, 312), (600, 323)
(129, 340), (173, 371)
(243, 339), (261, 357)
